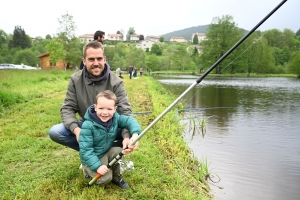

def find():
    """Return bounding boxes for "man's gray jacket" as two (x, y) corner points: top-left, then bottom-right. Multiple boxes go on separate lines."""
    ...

(60, 64), (132, 134)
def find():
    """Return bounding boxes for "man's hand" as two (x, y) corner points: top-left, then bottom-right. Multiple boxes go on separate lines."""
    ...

(73, 127), (81, 142)
(123, 134), (139, 155)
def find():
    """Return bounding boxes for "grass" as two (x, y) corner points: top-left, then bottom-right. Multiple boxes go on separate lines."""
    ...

(0, 70), (211, 200)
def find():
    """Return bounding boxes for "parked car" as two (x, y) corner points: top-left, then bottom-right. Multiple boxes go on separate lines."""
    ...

(0, 63), (39, 70)
(0, 63), (16, 69)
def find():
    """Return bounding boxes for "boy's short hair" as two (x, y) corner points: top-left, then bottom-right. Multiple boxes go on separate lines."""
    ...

(96, 90), (117, 105)
(83, 41), (104, 58)
(94, 30), (105, 40)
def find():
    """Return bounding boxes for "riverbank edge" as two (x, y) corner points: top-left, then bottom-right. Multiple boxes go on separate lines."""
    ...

(149, 71), (297, 78)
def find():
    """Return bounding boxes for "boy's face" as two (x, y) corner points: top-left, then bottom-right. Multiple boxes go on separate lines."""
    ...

(94, 96), (117, 122)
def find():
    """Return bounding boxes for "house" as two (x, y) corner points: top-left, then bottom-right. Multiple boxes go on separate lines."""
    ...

(146, 35), (160, 42)
(107, 34), (124, 41)
(78, 34), (94, 43)
(170, 36), (186, 43)
(130, 34), (140, 41)
(191, 32), (206, 43)
(136, 39), (155, 51)
(36, 53), (66, 70)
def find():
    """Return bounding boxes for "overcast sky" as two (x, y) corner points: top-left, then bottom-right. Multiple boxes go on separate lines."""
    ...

(1, 0), (298, 38)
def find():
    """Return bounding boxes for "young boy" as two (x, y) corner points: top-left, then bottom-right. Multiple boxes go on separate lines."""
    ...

(79, 90), (141, 189)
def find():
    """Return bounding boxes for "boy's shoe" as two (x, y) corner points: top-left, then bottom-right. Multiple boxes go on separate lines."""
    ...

(112, 178), (130, 189)
(79, 164), (83, 170)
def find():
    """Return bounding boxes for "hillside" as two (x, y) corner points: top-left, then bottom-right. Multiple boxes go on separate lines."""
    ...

(162, 25), (209, 41)
(161, 24), (249, 41)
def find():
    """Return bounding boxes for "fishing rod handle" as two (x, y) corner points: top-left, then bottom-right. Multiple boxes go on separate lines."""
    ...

(88, 151), (124, 186)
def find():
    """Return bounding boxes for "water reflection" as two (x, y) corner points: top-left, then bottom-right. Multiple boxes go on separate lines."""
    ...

(155, 76), (300, 200)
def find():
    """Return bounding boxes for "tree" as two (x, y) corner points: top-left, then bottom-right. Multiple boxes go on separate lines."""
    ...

(0, 45), (11, 63)
(13, 49), (38, 66)
(0, 30), (9, 47)
(57, 12), (77, 40)
(146, 54), (159, 71)
(240, 32), (265, 76)
(104, 46), (115, 64)
(282, 28), (297, 50)
(45, 34), (52, 40)
(296, 28), (300, 36)
(55, 12), (81, 69)
(263, 29), (284, 48)
(115, 42), (129, 58)
(288, 52), (300, 77)
(193, 35), (199, 44)
(151, 43), (162, 55)
(8, 26), (31, 49)
(255, 38), (274, 74)
(45, 39), (65, 68)
(128, 47), (146, 69)
(172, 45), (193, 71)
(111, 53), (125, 70)
(126, 27), (135, 41)
(200, 15), (243, 74)
(159, 36), (164, 43)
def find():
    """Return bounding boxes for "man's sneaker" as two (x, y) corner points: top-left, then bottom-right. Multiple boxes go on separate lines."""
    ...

(112, 178), (130, 189)
(79, 164), (83, 170)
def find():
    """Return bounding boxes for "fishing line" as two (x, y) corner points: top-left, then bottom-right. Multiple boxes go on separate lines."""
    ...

(176, 30), (270, 140)
(181, 31), (268, 113)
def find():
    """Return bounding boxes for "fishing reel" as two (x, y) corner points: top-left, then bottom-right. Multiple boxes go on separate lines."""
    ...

(118, 160), (134, 174)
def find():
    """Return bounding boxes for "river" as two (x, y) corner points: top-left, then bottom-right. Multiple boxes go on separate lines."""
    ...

(154, 75), (300, 200)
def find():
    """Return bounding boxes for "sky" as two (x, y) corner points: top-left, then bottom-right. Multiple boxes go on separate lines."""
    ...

(0, 0), (298, 38)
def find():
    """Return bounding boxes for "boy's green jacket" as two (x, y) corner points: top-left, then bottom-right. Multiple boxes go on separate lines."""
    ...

(79, 105), (141, 172)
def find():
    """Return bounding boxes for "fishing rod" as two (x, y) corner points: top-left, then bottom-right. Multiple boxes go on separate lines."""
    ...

(88, 0), (287, 186)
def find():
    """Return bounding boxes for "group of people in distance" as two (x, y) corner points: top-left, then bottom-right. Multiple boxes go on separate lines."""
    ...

(48, 30), (141, 189)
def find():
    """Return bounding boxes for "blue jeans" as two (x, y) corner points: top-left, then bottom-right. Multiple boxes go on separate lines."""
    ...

(48, 123), (83, 151)
(48, 123), (123, 151)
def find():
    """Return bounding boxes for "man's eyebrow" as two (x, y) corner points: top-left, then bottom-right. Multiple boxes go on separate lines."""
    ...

(88, 57), (103, 59)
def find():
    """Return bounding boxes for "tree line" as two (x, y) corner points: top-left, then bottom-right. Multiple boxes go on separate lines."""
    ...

(0, 13), (299, 77)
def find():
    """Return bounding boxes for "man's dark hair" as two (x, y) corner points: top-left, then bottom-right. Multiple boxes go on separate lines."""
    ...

(83, 41), (104, 59)
(94, 30), (105, 40)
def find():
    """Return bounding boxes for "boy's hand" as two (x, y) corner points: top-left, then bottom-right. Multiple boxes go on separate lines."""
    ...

(97, 165), (109, 175)
(123, 134), (139, 155)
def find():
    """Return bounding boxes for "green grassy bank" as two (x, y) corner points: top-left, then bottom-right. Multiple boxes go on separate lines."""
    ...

(0, 70), (211, 200)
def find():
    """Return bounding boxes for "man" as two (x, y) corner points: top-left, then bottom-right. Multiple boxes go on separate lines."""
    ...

(49, 41), (138, 188)
(116, 67), (123, 78)
(128, 65), (133, 79)
(80, 30), (105, 70)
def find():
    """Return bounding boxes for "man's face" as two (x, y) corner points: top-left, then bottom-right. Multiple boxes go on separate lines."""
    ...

(83, 47), (106, 78)
(98, 35), (105, 44)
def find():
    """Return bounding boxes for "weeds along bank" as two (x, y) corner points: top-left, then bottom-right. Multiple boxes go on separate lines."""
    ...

(0, 70), (211, 199)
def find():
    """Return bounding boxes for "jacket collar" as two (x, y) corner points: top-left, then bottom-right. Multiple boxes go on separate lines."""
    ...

(83, 63), (111, 83)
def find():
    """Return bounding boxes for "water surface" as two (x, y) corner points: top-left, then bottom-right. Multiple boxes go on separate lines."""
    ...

(155, 76), (300, 200)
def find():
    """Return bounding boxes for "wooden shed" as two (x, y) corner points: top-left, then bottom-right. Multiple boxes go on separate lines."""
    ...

(36, 53), (65, 70)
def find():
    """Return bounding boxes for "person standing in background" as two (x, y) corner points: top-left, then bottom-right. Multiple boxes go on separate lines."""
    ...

(140, 68), (143, 76)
